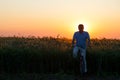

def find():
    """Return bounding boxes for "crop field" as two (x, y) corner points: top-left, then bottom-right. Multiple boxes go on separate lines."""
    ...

(0, 36), (120, 76)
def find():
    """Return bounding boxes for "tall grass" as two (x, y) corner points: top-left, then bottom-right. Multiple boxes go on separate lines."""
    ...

(0, 37), (120, 74)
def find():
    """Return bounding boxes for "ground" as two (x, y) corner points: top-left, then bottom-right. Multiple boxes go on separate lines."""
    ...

(0, 73), (120, 80)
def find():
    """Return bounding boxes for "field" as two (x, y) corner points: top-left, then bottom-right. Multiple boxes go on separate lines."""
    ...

(0, 37), (120, 79)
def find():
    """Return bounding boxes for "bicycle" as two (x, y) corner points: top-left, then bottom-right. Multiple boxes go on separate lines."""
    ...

(73, 48), (85, 75)
(77, 49), (84, 76)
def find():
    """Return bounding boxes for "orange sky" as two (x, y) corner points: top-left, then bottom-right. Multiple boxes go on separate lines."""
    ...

(0, 0), (120, 39)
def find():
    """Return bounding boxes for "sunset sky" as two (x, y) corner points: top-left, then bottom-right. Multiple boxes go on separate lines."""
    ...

(0, 0), (120, 39)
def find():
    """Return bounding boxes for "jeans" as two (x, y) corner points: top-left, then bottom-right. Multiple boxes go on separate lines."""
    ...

(73, 46), (87, 73)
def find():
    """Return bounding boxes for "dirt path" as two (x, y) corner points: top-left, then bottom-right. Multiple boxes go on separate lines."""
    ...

(0, 73), (120, 80)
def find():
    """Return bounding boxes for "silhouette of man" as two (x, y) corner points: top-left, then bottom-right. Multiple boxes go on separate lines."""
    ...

(72, 24), (91, 75)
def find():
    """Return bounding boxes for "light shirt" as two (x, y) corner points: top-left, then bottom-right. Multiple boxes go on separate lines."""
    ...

(73, 31), (90, 49)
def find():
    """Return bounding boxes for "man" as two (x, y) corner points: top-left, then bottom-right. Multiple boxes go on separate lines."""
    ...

(72, 24), (91, 75)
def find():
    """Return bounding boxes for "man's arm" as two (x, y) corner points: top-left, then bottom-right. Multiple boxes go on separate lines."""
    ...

(87, 32), (91, 48)
(72, 38), (75, 47)
(72, 32), (76, 47)
(88, 38), (91, 48)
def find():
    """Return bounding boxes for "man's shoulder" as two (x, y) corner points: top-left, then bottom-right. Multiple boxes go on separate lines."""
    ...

(84, 31), (88, 33)
(83, 31), (89, 34)
(74, 31), (79, 34)
(74, 31), (89, 35)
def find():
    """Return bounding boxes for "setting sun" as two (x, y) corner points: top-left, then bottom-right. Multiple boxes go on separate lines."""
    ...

(72, 21), (91, 32)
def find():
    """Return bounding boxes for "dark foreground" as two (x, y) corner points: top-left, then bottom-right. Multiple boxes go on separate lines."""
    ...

(0, 73), (120, 80)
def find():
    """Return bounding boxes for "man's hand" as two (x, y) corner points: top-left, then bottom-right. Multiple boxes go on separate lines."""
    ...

(89, 45), (92, 49)
(87, 39), (91, 48)
(72, 44), (75, 48)
(72, 38), (75, 48)
(88, 44), (92, 49)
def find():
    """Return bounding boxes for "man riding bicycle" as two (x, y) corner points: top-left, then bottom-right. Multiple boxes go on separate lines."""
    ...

(72, 24), (91, 76)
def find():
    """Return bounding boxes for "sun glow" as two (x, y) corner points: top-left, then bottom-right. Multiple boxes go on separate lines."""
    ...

(73, 21), (90, 32)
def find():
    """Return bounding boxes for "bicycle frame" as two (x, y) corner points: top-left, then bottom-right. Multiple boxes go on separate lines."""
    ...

(78, 49), (84, 75)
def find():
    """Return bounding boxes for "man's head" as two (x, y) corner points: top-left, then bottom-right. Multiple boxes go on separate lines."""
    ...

(78, 24), (84, 32)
